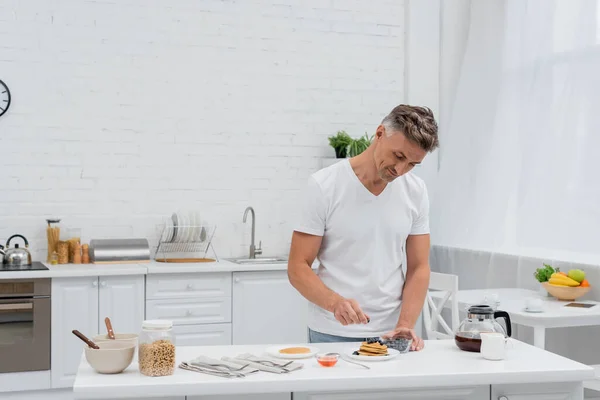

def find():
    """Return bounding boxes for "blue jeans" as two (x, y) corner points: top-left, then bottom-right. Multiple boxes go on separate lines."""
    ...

(308, 328), (377, 343)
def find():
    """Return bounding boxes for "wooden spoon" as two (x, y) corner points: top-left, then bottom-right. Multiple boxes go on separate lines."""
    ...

(105, 317), (115, 339)
(72, 330), (99, 349)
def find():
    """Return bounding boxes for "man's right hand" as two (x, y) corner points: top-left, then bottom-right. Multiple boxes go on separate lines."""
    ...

(332, 298), (370, 325)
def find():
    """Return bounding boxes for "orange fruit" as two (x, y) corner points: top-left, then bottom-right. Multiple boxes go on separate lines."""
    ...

(580, 279), (590, 287)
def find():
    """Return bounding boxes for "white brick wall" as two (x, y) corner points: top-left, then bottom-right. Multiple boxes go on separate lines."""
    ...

(0, 0), (405, 260)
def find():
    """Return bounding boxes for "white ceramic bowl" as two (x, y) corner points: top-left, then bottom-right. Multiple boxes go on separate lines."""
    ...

(85, 341), (135, 374)
(93, 333), (138, 347)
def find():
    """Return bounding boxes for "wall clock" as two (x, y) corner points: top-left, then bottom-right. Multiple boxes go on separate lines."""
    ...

(0, 79), (11, 118)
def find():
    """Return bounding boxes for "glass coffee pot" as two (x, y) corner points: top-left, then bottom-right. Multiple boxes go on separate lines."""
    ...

(455, 304), (512, 352)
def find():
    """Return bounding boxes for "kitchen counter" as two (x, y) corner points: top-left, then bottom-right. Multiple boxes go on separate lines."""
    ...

(146, 259), (318, 274)
(0, 263), (149, 279)
(73, 339), (594, 399)
(0, 259), (316, 279)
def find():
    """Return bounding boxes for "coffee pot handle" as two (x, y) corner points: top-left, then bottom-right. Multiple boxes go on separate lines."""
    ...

(494, 310), (512, 337)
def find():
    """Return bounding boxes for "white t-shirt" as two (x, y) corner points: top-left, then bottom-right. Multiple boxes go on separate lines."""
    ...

(295, 159), (430, 337)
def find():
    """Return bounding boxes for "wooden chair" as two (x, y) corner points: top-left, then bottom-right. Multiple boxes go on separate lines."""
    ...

(422, 272), (460, 340)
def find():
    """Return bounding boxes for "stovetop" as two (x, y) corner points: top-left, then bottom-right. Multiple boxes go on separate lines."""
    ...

(0, 261), (49, 271)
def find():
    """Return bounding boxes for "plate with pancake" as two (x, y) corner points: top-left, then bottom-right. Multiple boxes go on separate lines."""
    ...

(266, 345), (320, 359)
(346, 339), (400, 361)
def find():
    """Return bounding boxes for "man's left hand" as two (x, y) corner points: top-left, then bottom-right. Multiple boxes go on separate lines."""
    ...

(381, 326), (424, 351)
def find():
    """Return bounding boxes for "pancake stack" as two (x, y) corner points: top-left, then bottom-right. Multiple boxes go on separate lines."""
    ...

(355, 340), (388, 356)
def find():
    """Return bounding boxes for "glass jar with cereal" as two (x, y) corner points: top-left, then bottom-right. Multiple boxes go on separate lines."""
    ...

(138, 320), (175, 377)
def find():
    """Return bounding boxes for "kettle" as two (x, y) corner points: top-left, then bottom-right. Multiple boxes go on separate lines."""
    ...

(3, 234), (32, 267)
(454, 304), (512, 352)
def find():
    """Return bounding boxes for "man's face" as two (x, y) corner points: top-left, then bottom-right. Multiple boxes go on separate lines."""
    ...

(372, 126), (427, 182)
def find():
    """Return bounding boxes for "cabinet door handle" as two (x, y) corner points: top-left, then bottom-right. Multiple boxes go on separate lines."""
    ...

(499, 396), (509, 400)
(92, 281), (98, 287)
(186, 310), (192, 316)
(234, 277), (240, 283)
(100, 281), (106, 287)
(187, 284), (193, 290)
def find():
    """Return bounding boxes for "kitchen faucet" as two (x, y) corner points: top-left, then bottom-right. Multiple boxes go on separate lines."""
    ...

(243, 206), (262, 259)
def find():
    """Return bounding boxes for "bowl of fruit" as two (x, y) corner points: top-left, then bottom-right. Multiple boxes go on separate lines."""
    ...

(535, 264), (591, 301)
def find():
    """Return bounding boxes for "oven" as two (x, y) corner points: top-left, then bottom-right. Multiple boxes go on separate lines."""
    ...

(0, 278), (51, 373)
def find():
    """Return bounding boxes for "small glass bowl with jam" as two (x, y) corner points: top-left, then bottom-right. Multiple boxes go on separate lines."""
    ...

(315, 353), (339, 367)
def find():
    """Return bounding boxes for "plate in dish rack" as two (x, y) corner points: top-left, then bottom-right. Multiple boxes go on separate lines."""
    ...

(346, 347), (400, 361)
(265, 345), (319, 359)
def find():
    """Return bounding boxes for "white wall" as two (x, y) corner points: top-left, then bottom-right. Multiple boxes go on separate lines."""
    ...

(0, 0), (405, 260)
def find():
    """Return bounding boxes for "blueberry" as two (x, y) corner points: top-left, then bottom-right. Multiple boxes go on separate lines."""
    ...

(352, 351), (359, 355)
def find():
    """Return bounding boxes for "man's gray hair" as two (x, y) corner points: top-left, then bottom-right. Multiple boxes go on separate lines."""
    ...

(381, 105), (439, 152)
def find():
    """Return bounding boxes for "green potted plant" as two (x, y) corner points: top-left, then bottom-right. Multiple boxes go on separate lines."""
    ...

(347, 133), (373, 157)
(328, 130), (353, 158)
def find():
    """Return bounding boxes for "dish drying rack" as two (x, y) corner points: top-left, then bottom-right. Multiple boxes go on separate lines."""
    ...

(154, 224), (219, 263)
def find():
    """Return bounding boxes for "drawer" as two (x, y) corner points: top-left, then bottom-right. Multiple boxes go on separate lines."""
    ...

(146, 297), (231, 325)
(173, 323), (232, 346)
(491, 381), (582, 399)
(146, 273), (231, 300)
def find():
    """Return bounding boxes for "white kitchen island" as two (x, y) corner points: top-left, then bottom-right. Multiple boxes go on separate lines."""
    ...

(73, 339), (594, 400)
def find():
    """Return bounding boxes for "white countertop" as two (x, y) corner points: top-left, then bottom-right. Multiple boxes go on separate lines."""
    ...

(0, 263), (149, 279)
(431, 287), (600, 328)
(146, 259), (318, 274)
(0, 259), (316, 279)
(73, 340), (594, 399)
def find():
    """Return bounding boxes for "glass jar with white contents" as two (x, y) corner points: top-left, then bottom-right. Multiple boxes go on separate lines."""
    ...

(138, 320), (176, 377)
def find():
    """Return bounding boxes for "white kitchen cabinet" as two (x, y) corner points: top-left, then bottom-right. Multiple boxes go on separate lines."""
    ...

(98, 275), (144, 334)
(51, 275), (145, 389)
(0, 388), (184, 400)
(146, 297), (232, 325)
(146, 272), (232, 348)
(51, 277), (98, 388)
(491, 381), (583, 399)
(173, 323), (231, 346)
(232, 270), (308, 345)
(146, 272), (231, 300)
(188, 395), (290, 400)
(293, 386), (489, 400)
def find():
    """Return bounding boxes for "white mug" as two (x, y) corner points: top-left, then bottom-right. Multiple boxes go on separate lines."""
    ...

(525, 298), (543, 312)
(480, 332), (512, 360)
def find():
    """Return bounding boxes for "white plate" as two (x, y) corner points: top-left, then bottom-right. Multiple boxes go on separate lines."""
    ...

(265, 345), (319, 359)
(162, 218), (174, 243)
(523, 308), (544, 313)
(178, 212), (189, 243)
(189, 211), (198, 241)
(346, 347), (401, 362)
(171, 213), (179, 242)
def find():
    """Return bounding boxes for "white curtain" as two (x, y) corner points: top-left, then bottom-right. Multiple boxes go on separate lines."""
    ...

(433, 0), (600, 266)
(430, 1), (600, 362)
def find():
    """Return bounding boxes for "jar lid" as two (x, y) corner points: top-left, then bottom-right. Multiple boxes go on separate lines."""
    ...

(142, 320), (173, 330)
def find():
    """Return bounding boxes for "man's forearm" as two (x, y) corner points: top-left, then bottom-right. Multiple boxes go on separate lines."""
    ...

(397, 263), (430, 328)
(288, 262), (343, 313)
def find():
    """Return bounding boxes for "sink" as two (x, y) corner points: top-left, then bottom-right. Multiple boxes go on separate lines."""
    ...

(226, 256), (288, 265)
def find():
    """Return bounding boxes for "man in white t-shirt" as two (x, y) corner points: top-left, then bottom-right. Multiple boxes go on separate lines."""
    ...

(287, 105), (439, 351)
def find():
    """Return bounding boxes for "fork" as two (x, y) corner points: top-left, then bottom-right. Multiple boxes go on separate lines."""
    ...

(252, 359), (294, 368)
(180, 363), (239, 378)
(192, 362), (250, 377)
(201, 362), (250, 372)
(325, 352), (370, 370)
